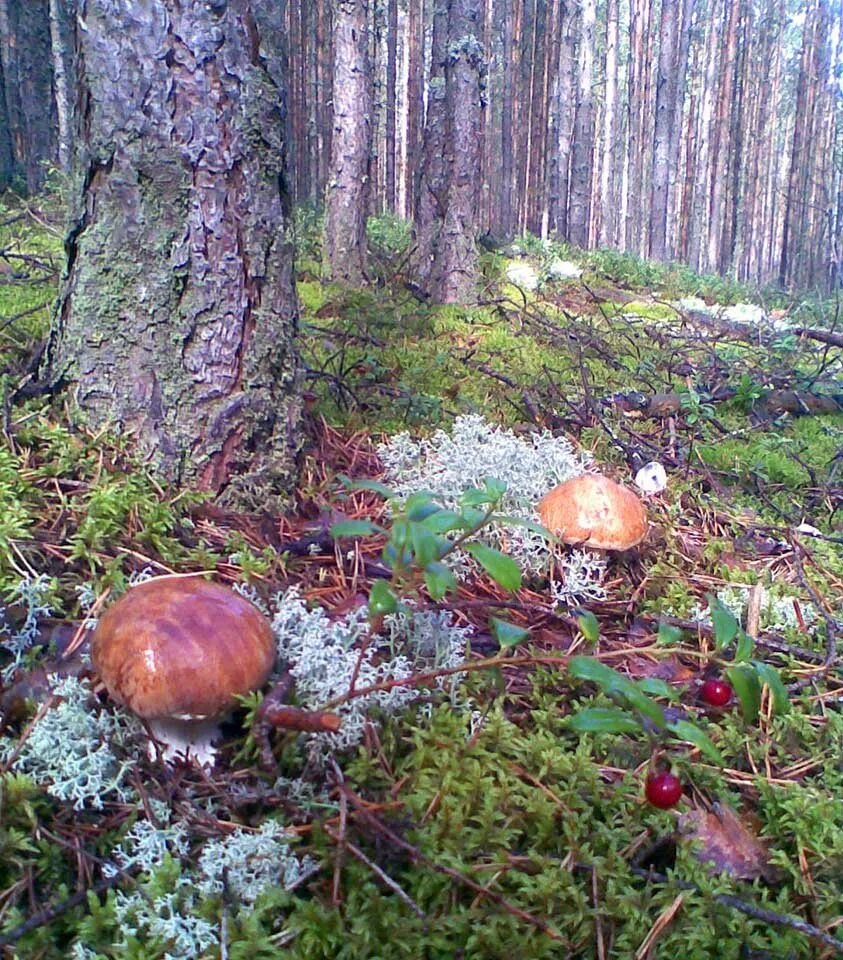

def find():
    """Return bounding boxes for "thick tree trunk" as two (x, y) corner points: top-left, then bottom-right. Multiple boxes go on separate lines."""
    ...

(413, 1), (449, 284)
(324, 0), (372, 283)
(429, 0), (484, 303)
(0, 0), (57, 192)
(47, 0), (301, 510)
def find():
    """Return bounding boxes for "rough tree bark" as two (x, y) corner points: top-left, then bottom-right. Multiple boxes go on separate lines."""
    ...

(428, 0), (485, 303)
(46, 0), (301, 510)
(323, 0), (372, 283)
(412, 0), (449, 285)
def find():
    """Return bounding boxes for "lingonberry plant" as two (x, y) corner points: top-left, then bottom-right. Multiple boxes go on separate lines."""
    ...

(699, 593), (790, 722)
(331, 475), (538, 648)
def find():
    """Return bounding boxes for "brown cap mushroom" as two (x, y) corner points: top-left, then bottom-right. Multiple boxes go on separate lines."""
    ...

(92, 576), (275, 762)
(538, 473), (648, 550)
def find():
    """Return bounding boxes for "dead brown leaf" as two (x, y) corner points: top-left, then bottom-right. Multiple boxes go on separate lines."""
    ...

(679, 803), (778, 882)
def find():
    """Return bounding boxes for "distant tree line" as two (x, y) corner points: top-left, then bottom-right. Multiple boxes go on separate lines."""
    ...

(287, 0), (843, 294)
(2, 0), (842, 296)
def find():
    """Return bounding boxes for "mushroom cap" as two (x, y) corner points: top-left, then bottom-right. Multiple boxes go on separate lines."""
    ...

(537, 473), (648, 550)
(91, 577), (276, 720)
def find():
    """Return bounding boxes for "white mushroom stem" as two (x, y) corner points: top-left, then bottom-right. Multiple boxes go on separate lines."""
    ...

(145, 716), (223, 767)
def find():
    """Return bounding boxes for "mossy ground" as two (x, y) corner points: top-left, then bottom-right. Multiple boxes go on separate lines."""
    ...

(1, 195), (842, 958)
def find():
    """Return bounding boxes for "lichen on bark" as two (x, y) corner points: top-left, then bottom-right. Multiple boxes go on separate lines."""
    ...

(47, 0), (301, 511)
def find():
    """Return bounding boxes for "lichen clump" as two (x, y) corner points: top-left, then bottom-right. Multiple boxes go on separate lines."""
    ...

(0, 676), (140, 810)
(378, 414), (606, 599)
(272, 588), (470, 760)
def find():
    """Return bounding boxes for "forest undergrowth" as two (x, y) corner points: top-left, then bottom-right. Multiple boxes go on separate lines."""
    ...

(0, 194), (842, 958)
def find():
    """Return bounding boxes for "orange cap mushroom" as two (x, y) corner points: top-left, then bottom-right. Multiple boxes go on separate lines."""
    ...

(538, 474), (647, 550)
(92, 577), (276, 762)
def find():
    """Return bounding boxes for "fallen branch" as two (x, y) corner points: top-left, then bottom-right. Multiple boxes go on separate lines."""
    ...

(793, 326), (843, 349)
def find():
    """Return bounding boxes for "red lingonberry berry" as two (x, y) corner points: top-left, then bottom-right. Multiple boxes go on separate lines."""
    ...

(700, 677), (733, 707)
(645, 771), (683, 809)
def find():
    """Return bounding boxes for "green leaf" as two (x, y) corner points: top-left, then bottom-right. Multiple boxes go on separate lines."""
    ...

(569, 656), (629, 691)
(463, 543), (522, 592)
(726, 664), (762, 724)
(492, 515), (553, 539)
(667, 719), (725, 765)
(657, 622), (683, 646)
(330, 520), (383, 538)
(564, 708), (643, 735)
(752, 660), (790, 714)
(410, 522), (440, 568)
(368, 580), (397, 617)
(404, 493), (440, 521)
(638, 678), (680, 701)
(481, 476), (507, 500)
(622, 687), (666, 728)
(568, 657), (665, 725)
(490, 617), (530, 650)
(338, 475), (395, 498)
(708, 594), (739, 649)
(421, 510), (467, 533)
(575, 610), (600, 644)
(423, 562), (458, 600)
(460, 507), (488, 529)
(461, 487), (497, 508)
(734, 630), (754, 663)
(382, 542), (413, 569)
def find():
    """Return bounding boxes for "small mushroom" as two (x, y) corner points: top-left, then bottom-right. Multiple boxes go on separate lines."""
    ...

(91, 576), (275, 765)
(538, 473), (648, 551)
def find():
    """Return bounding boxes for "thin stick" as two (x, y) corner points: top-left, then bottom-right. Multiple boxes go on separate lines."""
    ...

(628, 866), (843, 956)
(324, 826), (427, 919)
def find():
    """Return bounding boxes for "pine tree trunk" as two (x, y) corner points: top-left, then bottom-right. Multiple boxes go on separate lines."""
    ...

(525, 0), (547, 235)
(499, 0), (514, 237)
(413, 1), (449, 282)
(47, 0), (301, 509)
(0, 0), (57, 192)
(665, 0), (695, 260)
(568, 0), (595, 248)
(649, 0), (680, 261)
(48, 0), (73, 173)
(429, 0), (484, 303)
(598, 0), (619, 248)
(405, 0), (424, 221)
(386, 0), (398, 211)
(552, 2), (577, 237)
(707, 0), (739, 273)
(324, 0), (372, 283)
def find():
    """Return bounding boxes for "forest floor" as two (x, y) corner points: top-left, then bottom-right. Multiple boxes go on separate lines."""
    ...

(0, 193), (842, 958)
